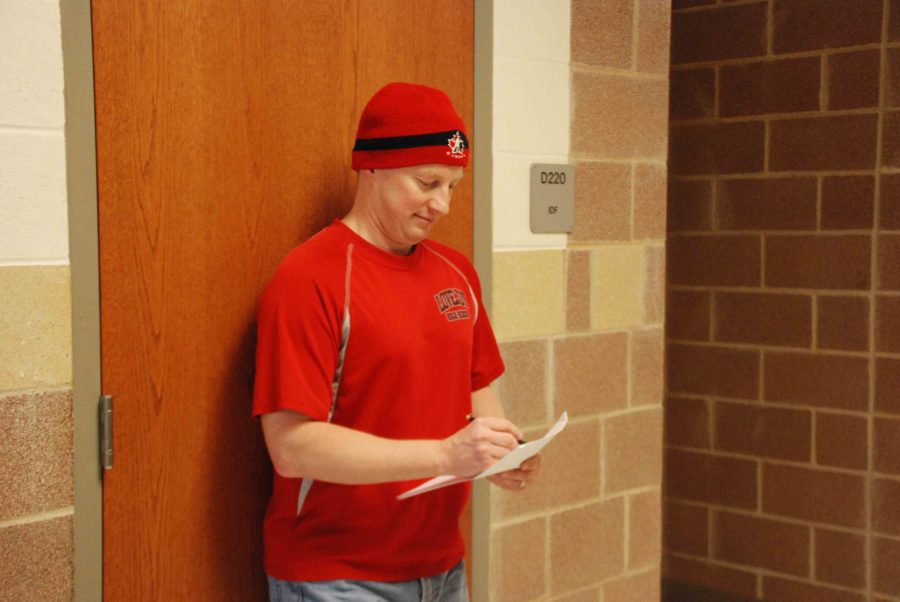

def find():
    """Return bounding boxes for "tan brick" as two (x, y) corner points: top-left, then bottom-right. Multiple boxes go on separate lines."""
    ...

(665, 396), (710, 449)
(876, 296), (900, 353)
(666, 290), (711, 341)
(629, 490), (661, 570)
(876, 358), (900, 415)
(491, 517), (546, 602)
(885, 111), (900, 168)
(605, 408), (662, 493)
(634, 163), (667, 240)
(770, 114), (878, 172)
(664, 501), (708, 556)
(875, 417), (900, 475)
(829, 49), (881, 110)
(764, 351), (869, 410)
(668, 235), (761, 287)
(671, 3), (767, 64)
(496, 340), (547, 428)
(637, 0), (670, 74)
(882, 174), (900, 229)
(493, 250), (565, 339)
(0, 390), (73, 520)
(632, 329), (663, 408)
(763, 464), (865, 528)
(772, 0), (883, 53)
(668, 179), (712, 232)
(571, 71), (668, 159)
(822, 176), (875, 231)
(644, 245), (665, 325)
(879, 234), (900, 290)
(714, 511), (810, 575)
(670, 68), (715, 121)
(874, 537), (900, 597)
(720, 57), (820, 117)
(554, 333), (627, 417)
(765, 234), (871, 290)
(604, 568), (660, 602)
(664, 555), (758, 599)
(572, 162), (630, 242)
(714, 401), (811, 462)
(818, 295), (869, 351)
(815, 528), (867, 589)
(666, 449), (758, 509)
(716, 177), (818, 231)
(670, 122), (765, 176)
(591, 245), (643, 329)
(566, 250), (590, 333)
(0, 516), (72, 601)
(817, 412), (868, 471)
(571, 0), (632, 69)
(550, 498), (624, 594)
(763, 576), (866, 602)
(667, 344), (759, 400)
(713, 292), (812, 347)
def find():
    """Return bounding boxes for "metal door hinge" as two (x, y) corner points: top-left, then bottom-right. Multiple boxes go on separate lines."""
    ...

(100, 395), (113, 470)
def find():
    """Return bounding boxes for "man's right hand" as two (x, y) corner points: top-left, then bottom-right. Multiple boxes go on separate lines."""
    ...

(438, 417), (523, 478)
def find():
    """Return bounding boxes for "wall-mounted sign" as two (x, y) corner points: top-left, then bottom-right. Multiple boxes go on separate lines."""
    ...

(529, 163), (574, 233)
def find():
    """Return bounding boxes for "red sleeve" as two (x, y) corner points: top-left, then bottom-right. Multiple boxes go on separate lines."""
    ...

(252, 261), (342, 420)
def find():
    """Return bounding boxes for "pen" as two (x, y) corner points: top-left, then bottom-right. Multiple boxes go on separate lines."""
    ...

(467, 414), (526, 445)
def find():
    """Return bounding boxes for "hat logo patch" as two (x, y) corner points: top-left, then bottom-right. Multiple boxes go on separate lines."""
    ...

(447, 131), (466, 159)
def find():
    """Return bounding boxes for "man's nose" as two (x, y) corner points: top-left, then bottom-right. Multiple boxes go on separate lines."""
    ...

(429, 188), (452, 216)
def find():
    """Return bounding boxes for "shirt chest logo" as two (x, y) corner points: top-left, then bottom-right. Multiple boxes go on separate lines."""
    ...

(433, 288), (470, 322)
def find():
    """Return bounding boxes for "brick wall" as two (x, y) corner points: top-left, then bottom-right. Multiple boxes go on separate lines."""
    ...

(665, 0), (900, 600)
(489, 1), (670, 600)
(0, 1), (74, 600)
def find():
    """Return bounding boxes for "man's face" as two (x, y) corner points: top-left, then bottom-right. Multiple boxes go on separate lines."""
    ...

(367, 163), (464, 252)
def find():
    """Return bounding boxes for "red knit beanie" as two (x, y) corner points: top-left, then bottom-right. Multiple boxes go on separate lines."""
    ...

(351, 82), (469, 170)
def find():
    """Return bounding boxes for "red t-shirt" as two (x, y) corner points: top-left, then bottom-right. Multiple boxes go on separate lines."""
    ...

(253, 220), (505, 582)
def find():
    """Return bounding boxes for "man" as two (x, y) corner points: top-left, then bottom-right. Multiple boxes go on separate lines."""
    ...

(253, 82), (539, 602)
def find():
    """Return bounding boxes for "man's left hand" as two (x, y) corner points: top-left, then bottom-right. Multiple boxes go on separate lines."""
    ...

(487, 453), (542, 491)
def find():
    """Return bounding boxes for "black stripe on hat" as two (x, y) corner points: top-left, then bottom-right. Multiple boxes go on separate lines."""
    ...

(353, 130), (468, 152)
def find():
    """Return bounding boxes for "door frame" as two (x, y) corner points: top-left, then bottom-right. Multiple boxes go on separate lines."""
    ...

(64, 1), (496, 600)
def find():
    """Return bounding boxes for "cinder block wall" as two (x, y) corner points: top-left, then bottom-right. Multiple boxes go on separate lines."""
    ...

(489, 1), (670, 600)
(0, 1), (74, 600)
(664, 0), (900, 600)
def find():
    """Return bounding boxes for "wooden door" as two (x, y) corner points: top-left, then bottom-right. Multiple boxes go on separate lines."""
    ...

(92, 2), (474, 599)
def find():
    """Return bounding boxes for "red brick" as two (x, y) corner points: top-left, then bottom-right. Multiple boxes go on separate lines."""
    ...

(876, 296), (900, 353)
(714, 292), (812, 347)
(672, 3), (767, 65)
(668, 235), (761, 287)
(664, 501), (708, 556)
(879, 234), (900, 290)
(874, 478), (900, 536)
(772, 0), (883, 53)
(664, 555), (759, 599)
(0, 517), (73, 601)
(666, 290), (711, 341)
(882, 174), (900, 230)
(874, 417), (900, 475)
(770, 115), (878, 172)
(673, 0), (715, 7)
(668, 179), (712, 232)
(637, 0), (670, 75)
(571, 0), (632, 69)
(670, 121), (765, 176)
(670, 68), (715, 120)
(829, 49), (882, 110)
(716, 177), (817, 231)
(766, 235), (871, 290)
(665, 396), (710, 449)
(817, 295), (869, 351)
(763, 464), (865, 528)
(764, 576), (866, 602)
(888, 47), (900, 108)
(874, 537), (900, 597)
(822, 176), (875, 231)
(816, 412), (868, 471)
(884, 110), (900, 168)
(764, 351), (869, 410)
(714, 511), (809, 575)
(573, 162), (630, 242)
(714, 401), (811, 461)
(721, 57), (820, 117)
(876, 357), (900, 415)
(634, 163), (667, 240)
(815, 528), (867, 589)
(892, 0), (900, 41)
(666, 449), (758, 509)
(667, 344), (760, 399)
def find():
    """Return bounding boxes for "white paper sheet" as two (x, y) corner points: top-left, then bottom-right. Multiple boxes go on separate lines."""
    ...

(397, 411), (569, 500)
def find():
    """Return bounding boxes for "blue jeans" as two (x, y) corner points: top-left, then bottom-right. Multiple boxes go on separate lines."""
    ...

(267, 561), (469, 602)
